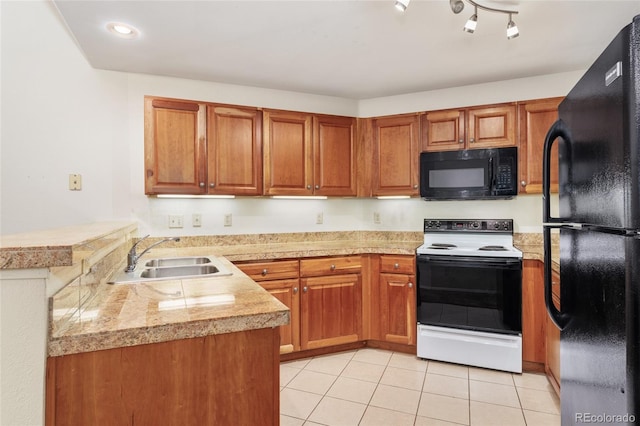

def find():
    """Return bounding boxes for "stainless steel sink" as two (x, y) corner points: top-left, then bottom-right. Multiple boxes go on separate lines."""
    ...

(109, 256), (232, 284)
(140, 264), (220, 279)
(144, 256), (212, 267)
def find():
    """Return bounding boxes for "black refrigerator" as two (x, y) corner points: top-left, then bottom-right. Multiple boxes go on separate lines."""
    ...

(542, 14), (640, 426)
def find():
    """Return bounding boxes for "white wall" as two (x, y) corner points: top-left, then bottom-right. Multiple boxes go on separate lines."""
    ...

(0, 1), (576, 239)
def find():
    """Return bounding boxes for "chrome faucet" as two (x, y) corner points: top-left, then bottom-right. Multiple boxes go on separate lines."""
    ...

(125, 235), (181, 272)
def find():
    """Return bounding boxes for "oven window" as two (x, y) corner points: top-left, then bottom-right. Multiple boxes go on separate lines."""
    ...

(417, 256), (522, 335)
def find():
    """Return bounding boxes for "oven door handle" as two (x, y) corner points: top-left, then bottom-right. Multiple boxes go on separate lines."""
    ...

(417, 255), (522, 269)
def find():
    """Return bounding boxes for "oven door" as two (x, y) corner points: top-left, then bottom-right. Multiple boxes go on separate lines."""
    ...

(416, 254), (522, 335)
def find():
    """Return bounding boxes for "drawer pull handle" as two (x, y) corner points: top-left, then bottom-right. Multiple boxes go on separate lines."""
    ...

(330, 264), (336, 271)
(394, 263), (400, 269)
(261, 269), (268, 276)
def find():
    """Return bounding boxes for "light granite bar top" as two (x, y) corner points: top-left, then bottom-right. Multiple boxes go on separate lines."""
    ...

(49, 256), (290, 357)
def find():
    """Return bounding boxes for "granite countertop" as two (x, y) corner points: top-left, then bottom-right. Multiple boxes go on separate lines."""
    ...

(49, 255), (290, 357)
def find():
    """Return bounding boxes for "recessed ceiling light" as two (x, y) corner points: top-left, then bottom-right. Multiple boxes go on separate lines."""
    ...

(106, 22), (140, 39)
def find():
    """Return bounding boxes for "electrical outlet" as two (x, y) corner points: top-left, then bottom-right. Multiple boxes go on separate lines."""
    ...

(373, 212), (381, 224)
(316, 212), (323, 224)
(224, 214), (232, 227)
(192, 214), (202, 227)
(168, 215), (184, 228)
(68, 174), (82, 191)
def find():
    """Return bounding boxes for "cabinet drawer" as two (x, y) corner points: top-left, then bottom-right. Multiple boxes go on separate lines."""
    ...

(300, 256), (362, 277)
(380, 255), (415, 274)
(235, 260), (299, 281)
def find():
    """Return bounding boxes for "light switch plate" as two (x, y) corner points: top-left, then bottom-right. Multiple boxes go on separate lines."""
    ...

(224, 214), (232, 227)
(169, 215), (184, 228)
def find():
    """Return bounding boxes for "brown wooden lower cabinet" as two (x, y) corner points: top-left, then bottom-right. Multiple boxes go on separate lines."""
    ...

(46, 328), (280, 426)
(379, 255), (416, 346)
(546, 269), (561, 395)
(522, 259), (546, 365)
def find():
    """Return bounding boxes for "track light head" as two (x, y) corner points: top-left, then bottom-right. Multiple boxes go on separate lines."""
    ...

(463, 7), (478, 33)
(449, 0), (465, 14)
(395, 0), (410, 12)
(507, 13), (519, 39)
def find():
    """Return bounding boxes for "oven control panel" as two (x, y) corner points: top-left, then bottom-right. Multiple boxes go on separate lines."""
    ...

(423, 219), (513, 233)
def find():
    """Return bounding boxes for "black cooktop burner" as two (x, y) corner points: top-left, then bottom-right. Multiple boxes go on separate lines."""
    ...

(479, 245), (508, 251)
(427, 243), (457, 250)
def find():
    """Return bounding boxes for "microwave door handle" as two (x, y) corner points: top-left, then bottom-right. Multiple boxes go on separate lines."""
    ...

(488, 157), (495, 194)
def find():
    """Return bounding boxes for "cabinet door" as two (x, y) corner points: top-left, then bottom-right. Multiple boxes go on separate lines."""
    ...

(421, 110), (465, 152)
(546, 270), (561, 395)
(467, 104), (516, 149)
(371, 115), (420, 196)
(207, 105), (263, 195)
(300, 274), (362, 350)
(518, 97), (563, 194)
(263, 110), (313, 195)
(313, 115), (357, 196)
(144, 97), (206, 194)
(522, 260), (546, 364)
(380, 273), (416, 345)
(260, 278), (300, 353)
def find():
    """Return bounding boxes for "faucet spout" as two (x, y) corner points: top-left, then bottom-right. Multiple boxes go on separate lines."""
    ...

(125, 235), (180, 273)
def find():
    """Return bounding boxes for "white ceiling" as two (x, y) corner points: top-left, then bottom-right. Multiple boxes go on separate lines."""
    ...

(52, 0), (640, 100)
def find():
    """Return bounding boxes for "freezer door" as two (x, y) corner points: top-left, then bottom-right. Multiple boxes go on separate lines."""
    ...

(559, 228), (638, 424)
(556, 16), (640, 230)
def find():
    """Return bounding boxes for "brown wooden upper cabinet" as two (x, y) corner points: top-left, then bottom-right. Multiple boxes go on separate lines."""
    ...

(145, 97), (205, 195)
(144, 96), (263, 195)
(422, 103), (517, 152)
(518, 97), (563, 194)
(371, 114), (420, 196)
(263, 110), (356, 196)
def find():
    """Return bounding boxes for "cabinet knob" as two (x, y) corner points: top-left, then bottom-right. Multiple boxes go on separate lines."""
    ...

(307, 185), (312, 190)
(459, 139), (464, 144)
(413, 184), (418, 189)
(394, 263), (400, 269)
(261, 269), (268, 276)
(303, 286), (308, 293)
(469, 137), (475, 143)
(293, 287), (299, 294)
(408, 282), (413, 288)
(330, 264), (336, 271)
(210, 183), (215, 188)
(199, 182), (205, 188)
(521, 180), (526, 187)
(315, 185), (320, 190)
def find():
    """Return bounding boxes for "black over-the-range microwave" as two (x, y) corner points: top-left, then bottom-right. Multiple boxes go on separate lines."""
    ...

(419, 147), (518, 200)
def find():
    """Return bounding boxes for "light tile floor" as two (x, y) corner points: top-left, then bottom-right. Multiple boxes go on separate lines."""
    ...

(280, 348), (560, 426)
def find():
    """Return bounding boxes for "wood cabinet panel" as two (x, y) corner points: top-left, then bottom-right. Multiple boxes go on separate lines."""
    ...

(235, 260), (299, 281)
(145, 98), (205, 194)
(522, 259), (546, 364)
(260, 278), (301, 353)
(379, 272), (416, 345)
(206, 105), (263, 195)
(300, 273), (362, 349)
(518, 97), (563, 194)
(467, 104), (517, 148)
(421, 110), (465, 152)
(300, 256), (362, 277)
(46, 328), (280, 426)
(380, 255), (415, 275)
(371, 115), (420, 196)
(263, 110), (313, 195)
(546, 269), (561, 395)
(314, 115), (357, 196)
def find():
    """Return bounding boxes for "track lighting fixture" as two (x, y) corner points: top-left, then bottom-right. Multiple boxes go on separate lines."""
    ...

(394, 0), (519, 39)
(394, 0), (410, 12)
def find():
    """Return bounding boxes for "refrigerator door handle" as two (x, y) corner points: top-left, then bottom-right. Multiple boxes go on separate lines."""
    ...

(543, 119), (571, 225)
(543, 226), (570, 330)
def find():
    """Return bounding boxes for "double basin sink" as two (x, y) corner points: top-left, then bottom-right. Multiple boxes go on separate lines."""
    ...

(109, 255), (232, 284)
